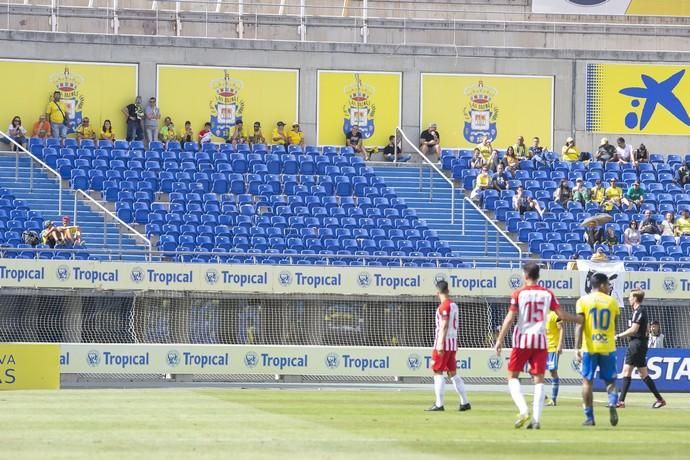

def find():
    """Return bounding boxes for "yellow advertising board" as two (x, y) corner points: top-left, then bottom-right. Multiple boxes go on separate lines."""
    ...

(586, 63), (690, 135)
(421, 73), (553, 149)
(0, 343), (60, 390)
(317, 71), (401, 147)
(157, 66), (298, 142)
(533, 0), (690, 16)
(0, 59), (137, 140)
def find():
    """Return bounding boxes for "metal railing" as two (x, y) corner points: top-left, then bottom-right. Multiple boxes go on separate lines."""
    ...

(464, 196), (522, 262)
(395, 126), (457, 225)
(0, 130), (152, 259)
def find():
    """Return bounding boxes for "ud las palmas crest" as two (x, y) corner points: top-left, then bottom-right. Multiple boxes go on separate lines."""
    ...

(209, 70), (245, 139)
(342, 74), (376, 139)
(463, 80), (499, 144)
(50, 67), (85, 134)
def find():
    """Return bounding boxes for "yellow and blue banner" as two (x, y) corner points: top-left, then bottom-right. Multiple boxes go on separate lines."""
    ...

(157, 66), (298, 141)
(421, 73), (553, 149)
(317, 71), (401, 146)
(533, 0), (690, 16)
(0, 59), (137, 139)
(586, 63), (690, 135)
(0, 344), (60, 390)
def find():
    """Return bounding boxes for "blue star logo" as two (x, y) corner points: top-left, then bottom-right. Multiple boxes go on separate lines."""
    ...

(620, 70), (690, 130)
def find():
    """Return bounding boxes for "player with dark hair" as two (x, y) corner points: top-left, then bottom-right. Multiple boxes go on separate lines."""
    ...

(615, 289), (666, 409)
(426, 280), (471, 412)
(575, 273), (620, 427)
(544, 309), (564, 406)
(494, 262), (582, 429)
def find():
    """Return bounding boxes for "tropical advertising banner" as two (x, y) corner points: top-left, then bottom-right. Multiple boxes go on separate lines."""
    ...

(533, 0), (690, 16)
(0, 59), (137, 139)
(420, 74), (554, 150)
(317, 71), (402, 147)
(586, 63), (690, 135)
(157, 66), (299, 142)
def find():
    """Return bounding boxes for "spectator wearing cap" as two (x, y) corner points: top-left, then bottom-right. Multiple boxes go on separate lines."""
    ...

(572, 178), (590, 206)
(634, 143), (649, 163)
(596, 137), (616, 163)
(346, 124), (364, 157)
(616, 137), (634, 165)
(41, 220), (65, 248)
(561, 137), (581, 162)
(603, 178), (623, 212)
(287, 122), (305, 149)
(272, 121), (289, 146)
(75, 117), (97, 143)
(675, 209), (690, 237)
(59, 215), (81, 244)
(249, 121), (265, 146)
(228, 120), (248, 146)
(676, 161), (690, 187)
(648, 321), (665, 348)
(590, 179), (605, 205)
(624, 181), (645, 211)
(420, 123), (441, 160)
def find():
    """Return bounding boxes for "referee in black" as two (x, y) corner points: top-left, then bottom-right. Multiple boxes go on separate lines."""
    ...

(615, 289), (666, 409)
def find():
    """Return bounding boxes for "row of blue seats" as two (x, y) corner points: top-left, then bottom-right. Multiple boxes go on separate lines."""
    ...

(529, 233), (690, 256)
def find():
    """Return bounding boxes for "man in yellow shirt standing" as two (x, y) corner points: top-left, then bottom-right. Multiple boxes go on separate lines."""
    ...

(271, 121), (289, 146)
(76, 117), (97, 143)
(561, 137), (581, 162)
(45, 90), (69, 141)
(545, 311), (564, 406)
(287, 122), (305, 149)
(575, 273), (620, 427)
(476, 135), (493, 163)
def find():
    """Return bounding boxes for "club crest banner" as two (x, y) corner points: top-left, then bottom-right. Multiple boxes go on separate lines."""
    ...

(576, 260), (626, 307)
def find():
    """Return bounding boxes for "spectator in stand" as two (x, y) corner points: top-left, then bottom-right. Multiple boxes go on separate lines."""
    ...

(514, 136), (527, 159)
(661, 211), (676, 242)
(2, 115), (27, 150)
(590, 247), (609, 262)
(553, 179), (573, 207)
(624, 181), (645, 211)
(198, 122), (213, 146)
(561, 137), (581, 162)
(487, 149), (500, 172)
(249, 122), (265, 146)
(75, 117), (97, 143)
(58, 216), (81, 245)
(616, 137), (634, 166)
(158, 117), (177, 144)
(491, 163), (510, 192)
(595, 137), (616, 164)
(288, 122), (305, 150)
(179, 121), (194, 144)
(470, 147), (485, 169)
(634, 144), (649, 163)
(676, 161), (690, 187)
(46, 90), (69, 141)
(272, 121), (289, 146)
(228, 120), (248, 146)
(513, 185), (543, 216)
(32, 114), (52, 140)
(648, 321), (665, 348)
(566, 252), (580, 270)
(572, 178), (590, 206)
(604, 226), (619, 249)
(640, 209), (662, 242)
(476, 135), (493, 165)
(624, 220), (641, 249)
(502, 145), (519, 172)
(585, 222), (604, 248)
(100, 120), (115, 141)
(143, 96), (161, 146)
(590, 179), (605, 206)
(470, 166), (491, 204)
(676, 209), (690, 237)
(383, 135), (410, 162)
(603, 178), (623, 212)
(528, 136), (546, 167)
(41, 220), (65, 248)
(122, 96), (143, 142)
(345, 124), (364, 157)
(420, 123), (441, 160)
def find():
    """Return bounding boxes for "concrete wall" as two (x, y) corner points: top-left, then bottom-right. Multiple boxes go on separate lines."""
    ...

(1, 30), (690, 154)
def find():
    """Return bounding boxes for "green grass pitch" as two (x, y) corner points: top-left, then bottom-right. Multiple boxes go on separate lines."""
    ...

(1, 388), (689, 459)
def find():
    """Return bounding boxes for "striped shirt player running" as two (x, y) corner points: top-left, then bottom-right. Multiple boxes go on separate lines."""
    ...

(494, 263), (582, 429)
(425, 280), (471, 412)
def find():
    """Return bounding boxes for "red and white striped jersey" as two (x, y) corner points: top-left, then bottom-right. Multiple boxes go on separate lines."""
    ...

(509, 285), (560, 349)
(435, 298), (459, 351)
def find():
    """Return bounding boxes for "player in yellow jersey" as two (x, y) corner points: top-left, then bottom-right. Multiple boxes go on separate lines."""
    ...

(544, 311), (564, 406)
(575, 273), (620, 427)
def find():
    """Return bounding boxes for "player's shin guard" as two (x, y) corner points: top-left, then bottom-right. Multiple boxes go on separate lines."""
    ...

(508, 378), (529, 416)
(434, 375), (446, 407)
(551, 378), (560, 402)
(584, 406), (594, 422)
(619, 376), (631, 402)
(643, 376), (663, 401)
(451, 375), (469, 405)
(533, 383), (545, 423)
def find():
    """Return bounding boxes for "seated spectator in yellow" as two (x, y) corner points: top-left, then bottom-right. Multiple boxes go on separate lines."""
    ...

(288, 122), (305, 149)
(76, 117), (97, 143)
(59, 215), (81, 244)
(158, 117), (177, 143)
(100, 120), (115, 141)
(590, 179), (605, 204)
(562, 137), (580, 162)
(179, 121), (194, 144)
(476, 135), (492, 163)
(272, 121), (289, 145)
(228, 120), (248, 146)
(676, 209), (690, 236)
(603, 178), (623, 211)
(249, 121), (265, 146)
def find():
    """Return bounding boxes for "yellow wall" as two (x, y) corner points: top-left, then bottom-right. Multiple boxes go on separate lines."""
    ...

(0, 344), (60, 390)
(627, 0), (690, 16)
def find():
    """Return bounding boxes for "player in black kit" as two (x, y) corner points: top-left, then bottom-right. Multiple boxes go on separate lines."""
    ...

(615, 289), (666, 409)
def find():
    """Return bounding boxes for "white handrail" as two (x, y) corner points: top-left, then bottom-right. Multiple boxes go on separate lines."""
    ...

(395, 126), (455, 224)
(464, 196), (522, 262)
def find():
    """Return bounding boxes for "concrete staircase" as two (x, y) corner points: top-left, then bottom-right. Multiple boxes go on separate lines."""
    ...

(374, 163), (522, 267)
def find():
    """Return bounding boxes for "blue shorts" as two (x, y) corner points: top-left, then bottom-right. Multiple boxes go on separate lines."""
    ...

(581, 352), (617, 383)
(546, 352), (559, 371)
